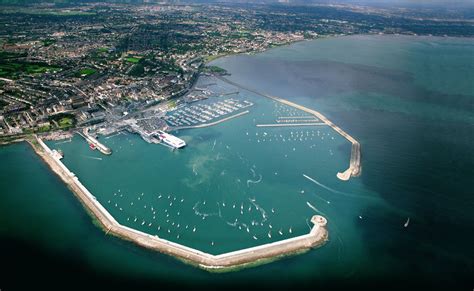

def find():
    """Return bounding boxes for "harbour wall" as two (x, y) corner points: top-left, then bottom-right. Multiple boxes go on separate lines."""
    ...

(216, 76), (361, 181)
(30, 136), (328, 271)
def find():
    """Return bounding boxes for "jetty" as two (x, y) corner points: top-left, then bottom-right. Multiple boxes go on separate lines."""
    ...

(29, 135), (327, 271)
(217, 75), (361, 181)
(172, 110), (249, 131)
(77, 127), (112, 155)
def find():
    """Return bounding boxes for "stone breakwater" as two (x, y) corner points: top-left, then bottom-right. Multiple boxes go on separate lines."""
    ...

(216, 76), (361, 181)
(29, 135), (328, 271)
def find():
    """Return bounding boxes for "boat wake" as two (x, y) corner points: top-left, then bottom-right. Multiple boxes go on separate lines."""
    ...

(211, 139), (217, 151)
(306, 201), (328, 217)
(303, 174), (374, 200)
(55, 139), (72, 145)
(303, 174), (345, 194)
(82, 155), (103, 161)
(246, 174), (262, 187)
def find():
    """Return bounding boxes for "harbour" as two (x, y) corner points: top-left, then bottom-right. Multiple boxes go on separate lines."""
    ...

(28, 134), (328, 271)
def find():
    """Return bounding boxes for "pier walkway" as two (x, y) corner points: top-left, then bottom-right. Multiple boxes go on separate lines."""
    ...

(216, 75), (361, 181)
(30, 135), (328, 271)
(77, 128), (112, 155)
(171, 110), (249, 131)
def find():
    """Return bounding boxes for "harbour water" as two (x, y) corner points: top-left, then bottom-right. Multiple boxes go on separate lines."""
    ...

(1, 35), (473, 289)
(43, 83), (357, 255)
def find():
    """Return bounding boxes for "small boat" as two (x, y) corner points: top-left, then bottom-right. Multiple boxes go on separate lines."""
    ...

(89, 143), (96, 150)
(404, 217), (410, 228)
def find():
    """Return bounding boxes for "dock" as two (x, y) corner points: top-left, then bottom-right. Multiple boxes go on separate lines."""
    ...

(77, 128), (112, 155)
(29, 135), (328, 272)
(172, 110), (250, 131)
(217, 75), (361, 181)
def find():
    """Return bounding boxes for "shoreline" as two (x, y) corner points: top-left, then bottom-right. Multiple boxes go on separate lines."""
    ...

(27, 135), (328, 272)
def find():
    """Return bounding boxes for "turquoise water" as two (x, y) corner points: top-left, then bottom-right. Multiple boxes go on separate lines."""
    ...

(1, 35), (473, 289)
(44, 85), (366, 254)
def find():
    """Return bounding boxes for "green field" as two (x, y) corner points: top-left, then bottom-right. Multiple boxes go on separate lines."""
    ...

(38, 124), (51, 133)
(0, 62), (60, 78)
(125, 57), (141, 63)
(204, 65), (227, 74)
(204, 54), (225, 63)
(78, 68), (97, 76)
(58, 117), (73, 129)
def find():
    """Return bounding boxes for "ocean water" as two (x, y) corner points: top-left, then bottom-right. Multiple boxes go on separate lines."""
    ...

(1, 35), (473, 289)
(43, 83), (361, 255)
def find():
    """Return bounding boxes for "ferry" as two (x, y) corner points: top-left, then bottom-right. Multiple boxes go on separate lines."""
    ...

(157, 130), (186, 149)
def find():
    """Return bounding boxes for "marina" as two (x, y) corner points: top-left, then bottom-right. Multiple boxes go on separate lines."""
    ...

(216, 75), (361, 181)
(164, 98), (253, 129)
(36, 75), (352, 259)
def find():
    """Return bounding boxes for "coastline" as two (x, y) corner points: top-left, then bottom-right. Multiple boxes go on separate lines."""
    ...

(27, 135), (328, 272)
(203, 38), (312, 65)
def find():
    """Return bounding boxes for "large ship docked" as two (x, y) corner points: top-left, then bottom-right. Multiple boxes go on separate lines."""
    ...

(157, 130), (186, 149)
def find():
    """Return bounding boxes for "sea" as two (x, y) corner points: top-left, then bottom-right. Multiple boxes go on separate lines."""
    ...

(1, 35), (473, 290)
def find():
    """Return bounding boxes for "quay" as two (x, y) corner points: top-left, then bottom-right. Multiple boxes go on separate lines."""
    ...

(77, 128), (112, 155)
(217, 76), (361, 181)
(28, 135), (328, 271)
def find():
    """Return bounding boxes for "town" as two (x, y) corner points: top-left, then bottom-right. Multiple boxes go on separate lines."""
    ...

(1, 2), (472, 142)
